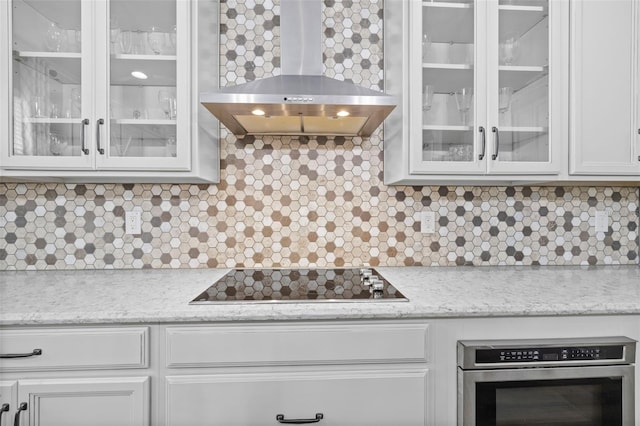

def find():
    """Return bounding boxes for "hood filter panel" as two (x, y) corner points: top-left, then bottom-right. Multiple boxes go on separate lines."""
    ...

(235, 115), (369, 136)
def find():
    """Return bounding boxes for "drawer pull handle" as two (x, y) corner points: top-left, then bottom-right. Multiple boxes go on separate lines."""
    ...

(0, 348), (42, 359)
(0, 403), (9, 423)
(14, 402), (27, 426)
(276, 413), (324, 424)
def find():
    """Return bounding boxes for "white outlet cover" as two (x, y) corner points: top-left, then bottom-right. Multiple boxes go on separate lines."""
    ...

(125, 211), (142, 234)
(420, 211), (436, 234)
(594, 211), (609, 233)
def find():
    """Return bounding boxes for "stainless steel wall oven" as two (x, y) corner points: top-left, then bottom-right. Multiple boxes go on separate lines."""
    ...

(457, 337), (636, 426)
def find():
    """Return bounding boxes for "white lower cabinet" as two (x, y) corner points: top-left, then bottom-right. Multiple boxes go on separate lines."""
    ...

(4, 317), (639, 426)
(0, 326), (151, 426)
(166, 370), (428, 426)
(9, 377), (149, 426)
(0, 381), (17, 426)
(161, 321), (432, 426)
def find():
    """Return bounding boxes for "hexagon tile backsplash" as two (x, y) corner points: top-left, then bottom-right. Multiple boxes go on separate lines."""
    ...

(0, 0), (639, 270)
(0, 184), (638, 270)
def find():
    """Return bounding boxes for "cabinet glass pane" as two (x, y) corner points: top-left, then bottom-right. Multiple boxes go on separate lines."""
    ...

(11, 0), (84, 157)
(497, 0), (549, 162)
(109, 0), (177, 158)
(421, 1), (475, 163)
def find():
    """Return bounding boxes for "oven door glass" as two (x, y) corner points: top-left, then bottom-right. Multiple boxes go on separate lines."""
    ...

(460, 365), (634, 426)
(476, 378), (622, 426)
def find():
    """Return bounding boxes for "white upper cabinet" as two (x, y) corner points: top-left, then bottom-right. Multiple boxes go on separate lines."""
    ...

(0, 0), (219, 183)
(384, 0), (568, 185)
(570, 0), (640, 176)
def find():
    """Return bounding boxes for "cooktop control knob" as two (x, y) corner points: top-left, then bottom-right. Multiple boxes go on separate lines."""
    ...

(360, 268), (374, 286)
(369, 278), (384, 292)
(359, 268), (373, 278)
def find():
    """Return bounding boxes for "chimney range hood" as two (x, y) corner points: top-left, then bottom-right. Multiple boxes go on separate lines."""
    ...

(200, 0), (397, 138)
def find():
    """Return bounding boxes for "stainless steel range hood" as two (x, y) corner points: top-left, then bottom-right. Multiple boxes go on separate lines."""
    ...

(200, 0), (396, 137)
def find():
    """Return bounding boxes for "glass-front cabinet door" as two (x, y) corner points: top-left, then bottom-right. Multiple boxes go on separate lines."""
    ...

(6, 0), (92, 169)
(2, 0), (190, 171)
(410, 0), (486, 174)
(487, 0), (558, 174)
(97, 0), (190, 170)
(408, 0), (562, 176)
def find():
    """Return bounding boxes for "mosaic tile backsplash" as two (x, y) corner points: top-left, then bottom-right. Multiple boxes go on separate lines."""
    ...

(0, 0), (639, 270)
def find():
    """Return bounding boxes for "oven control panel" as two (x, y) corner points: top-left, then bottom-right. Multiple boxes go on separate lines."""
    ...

(476, 345), (624, 364)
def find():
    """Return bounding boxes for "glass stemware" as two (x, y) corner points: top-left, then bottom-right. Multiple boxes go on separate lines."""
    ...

(422, 84), (434, 112)
(499, 87), (513, 113)
(158, 89), (176, 119)
(65, 29), (81, 53)
(131, 31), (147, 54)
(500, 35), (519, 65)
(110, 18), (121, 54)
(421, 34), (431, 62)
(33, 96), (46, 118)
(70, 87), (81, 118)
(119, 31), (133, 54)
(148, 27), (165, 55)
(168, 25), (177, 54)
(165, 135), (177, 157)
(455, 88), (473, 126)
(44, 22), (66, 52)
(49, 132), (64, 156)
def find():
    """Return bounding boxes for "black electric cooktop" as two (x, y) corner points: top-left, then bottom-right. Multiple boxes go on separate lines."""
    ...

(190, 268), (408, 304)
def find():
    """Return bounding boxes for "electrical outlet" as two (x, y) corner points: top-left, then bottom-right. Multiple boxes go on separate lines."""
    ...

(594, 210), (609, 233)
(420, 211), (436, 234)
(125, 211), (142, 234)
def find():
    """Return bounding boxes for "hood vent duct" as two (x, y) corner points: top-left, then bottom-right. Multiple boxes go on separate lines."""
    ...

(200, 0), (397, 137)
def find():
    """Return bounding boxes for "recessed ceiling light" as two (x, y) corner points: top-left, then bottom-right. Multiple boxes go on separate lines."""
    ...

(131, 71), (148, 80)
(252, 108), (266, 116)
(337, 110), (350, 117)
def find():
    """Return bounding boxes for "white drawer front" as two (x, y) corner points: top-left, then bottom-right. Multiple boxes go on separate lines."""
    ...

(0, 327), (148, 372)
(166, 322), (429, 368)
(166, 370), (429, 426)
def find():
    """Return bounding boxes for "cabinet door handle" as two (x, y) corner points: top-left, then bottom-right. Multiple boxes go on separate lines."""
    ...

(13, 402), (27, 426)
(81, 118), (90, 155)
(0, 348), (42, 359)
(491, 126), (499, 160)
(0, 403), (9, 424)
(97, 118), (105, 154)
(276, 413), (324, 424)
(478, 126), (486, 160)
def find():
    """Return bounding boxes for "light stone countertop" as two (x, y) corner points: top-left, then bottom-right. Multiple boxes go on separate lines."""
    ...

(0, 266), (639, 326)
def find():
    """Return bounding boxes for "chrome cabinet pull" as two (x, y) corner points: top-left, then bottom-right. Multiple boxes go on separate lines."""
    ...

(276, 413), (324, 424)
(0, 403), (9, 424)
(0, 348), (42, 359)
(491, 126), (499, 160)
(13, 402), (27, 426)
(478, 126), (486, 160)
(81, 118), (90, 155)
(97, 118), (105, 154)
